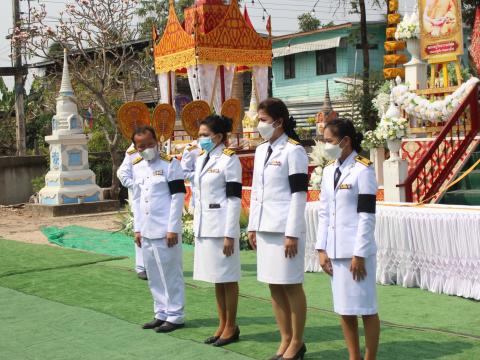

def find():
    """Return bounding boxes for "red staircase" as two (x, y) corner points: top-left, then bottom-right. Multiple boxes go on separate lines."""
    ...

(400, 83), (480, 203)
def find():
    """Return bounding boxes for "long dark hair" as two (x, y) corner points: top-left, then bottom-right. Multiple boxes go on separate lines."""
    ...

(257, 98), (301, 143)
(324, 118), (363, 153)
(199, 115), (233, 144)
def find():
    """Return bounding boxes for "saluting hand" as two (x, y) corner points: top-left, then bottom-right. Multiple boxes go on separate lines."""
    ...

(223, 237), (235, 257)
(248, 231), (257, 250)
(350, 256), (367, 281)
(318, 250), (333, 276)
(166, 232), (179, 248)
(284, 236), (298, 258)
(134, 232), (142, 248)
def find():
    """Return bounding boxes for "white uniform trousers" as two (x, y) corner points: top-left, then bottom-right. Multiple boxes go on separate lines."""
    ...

(331, 255), (378, 316)
(129, 188), (145, 273)
(135, 244), (145, 273)
(142, 237), (185, 324)
(256, 231), (306, 285)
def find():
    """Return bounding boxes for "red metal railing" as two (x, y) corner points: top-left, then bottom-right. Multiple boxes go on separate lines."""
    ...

(399, 83), (480, 203)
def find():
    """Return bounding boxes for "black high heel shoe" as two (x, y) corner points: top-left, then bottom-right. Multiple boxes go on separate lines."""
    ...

(280, 343), (306, 360)
(212, 326), (240, 347)
(268, 355), (283, 360)
(204, 335), (220, 344)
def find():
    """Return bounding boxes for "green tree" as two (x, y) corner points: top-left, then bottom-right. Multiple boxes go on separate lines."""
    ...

(0, 78), (16, 155)
(462, 0), (480, 27)
(137, 0), (194, 37)
(298, 13), (321, 32)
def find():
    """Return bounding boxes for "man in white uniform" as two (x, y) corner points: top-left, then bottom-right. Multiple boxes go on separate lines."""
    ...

(131, 126), (186, 333)
(180, 141), (201, 211)
(117, 143), (147, 280)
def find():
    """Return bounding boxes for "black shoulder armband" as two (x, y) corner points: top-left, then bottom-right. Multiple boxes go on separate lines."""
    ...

(288, 173), (308, 193)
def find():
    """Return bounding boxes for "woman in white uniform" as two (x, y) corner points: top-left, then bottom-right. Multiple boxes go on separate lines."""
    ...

(193, 115), (243, 347)
(315, 119), (380, 360)
(248, 98), (308, 360)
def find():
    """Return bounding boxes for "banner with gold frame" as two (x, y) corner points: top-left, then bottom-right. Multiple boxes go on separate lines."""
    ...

(419, 0), (464, 60)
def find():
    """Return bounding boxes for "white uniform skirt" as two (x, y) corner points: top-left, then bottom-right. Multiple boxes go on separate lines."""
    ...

(193, 237), (241, 283)
(257, 231), (305, 285)
(331, 256), (378, 316)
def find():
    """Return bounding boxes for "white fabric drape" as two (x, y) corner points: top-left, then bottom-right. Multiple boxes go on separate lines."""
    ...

(187, 64), (217, 105)
(305, 201), (480, 300)
(252, 66), (269, 104)
(213, 65), (236, 114)
(158, 72), (176, 105)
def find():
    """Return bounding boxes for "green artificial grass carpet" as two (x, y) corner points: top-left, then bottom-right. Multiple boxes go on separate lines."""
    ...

(0, 286), (251, 360)
(0, 238), (124, 277)
(1, 239), (479, 359)
(41, 225), (193, 258)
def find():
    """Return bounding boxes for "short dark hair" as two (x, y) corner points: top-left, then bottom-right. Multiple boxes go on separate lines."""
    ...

(131, 126), (157, 146)
(199, 115), (233, 143)
(324, 118), (363, 153)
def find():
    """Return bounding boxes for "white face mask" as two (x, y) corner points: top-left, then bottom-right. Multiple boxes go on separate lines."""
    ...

(139, 146), (158, 161)
(257, 121), (276, 141)
(324, 139), (344, 160)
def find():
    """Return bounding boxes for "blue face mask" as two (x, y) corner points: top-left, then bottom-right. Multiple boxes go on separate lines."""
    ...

(199, 137), (215, 152)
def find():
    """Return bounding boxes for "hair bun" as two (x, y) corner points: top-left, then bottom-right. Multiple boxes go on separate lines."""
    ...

(222, 116), (233, 133)
(355, 132), (364, 144)
(288, 116), (297, 129)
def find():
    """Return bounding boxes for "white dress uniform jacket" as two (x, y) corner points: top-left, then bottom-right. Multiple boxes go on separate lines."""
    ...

(132, 153), (186, 239)
(315, 151), (378, 259)
(193, 144), (243, 239)
(181, 143), (202, 184)
(247, 134), (309, 238)
(116, 144), (145, 273)
(117, 144), (138, 189)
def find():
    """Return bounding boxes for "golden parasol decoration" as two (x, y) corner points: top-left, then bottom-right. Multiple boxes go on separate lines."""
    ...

(152, 104), (176, 143)
(117, 102), (151, 140)
(221, 98), (242, 134)
(181, 100), (211, 138)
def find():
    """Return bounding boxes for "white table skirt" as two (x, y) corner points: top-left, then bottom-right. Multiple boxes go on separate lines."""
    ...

(305, 202), (480, 300)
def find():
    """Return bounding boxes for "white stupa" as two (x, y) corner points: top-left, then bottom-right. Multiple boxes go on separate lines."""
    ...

(39, 49), (103, 205)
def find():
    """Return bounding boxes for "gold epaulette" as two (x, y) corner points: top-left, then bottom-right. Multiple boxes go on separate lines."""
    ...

(200, 150), (206, 156)
(132, 157), (143, 165)
(326, 159), (335, 167)
(355, 155), (373, 167)
(187, 145), (197, 152)
(288, 138), (301, 146)
(160, 152), (173, 163)
(126, 145), (136, 155)
(223, 148), (236, 157)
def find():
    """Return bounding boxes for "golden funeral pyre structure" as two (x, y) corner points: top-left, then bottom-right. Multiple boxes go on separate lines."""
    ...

(152, 0), (272, 140)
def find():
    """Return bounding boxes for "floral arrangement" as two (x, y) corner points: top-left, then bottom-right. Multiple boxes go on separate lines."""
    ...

(375, 116), (409, 141)
(395, 12), (420, 40)
(391, 76), (480, 123)
(362, 130), (384, 150)
(308, 140), (330, 190)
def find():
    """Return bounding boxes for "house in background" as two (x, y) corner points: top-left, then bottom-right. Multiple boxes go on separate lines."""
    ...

(272, 22), (387, 129)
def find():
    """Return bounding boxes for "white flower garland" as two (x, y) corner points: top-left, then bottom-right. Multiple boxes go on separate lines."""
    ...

(391, 77), (480, 123)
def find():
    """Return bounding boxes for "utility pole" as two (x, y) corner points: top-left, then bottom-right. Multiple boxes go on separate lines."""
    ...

(12, 0), (26, 156)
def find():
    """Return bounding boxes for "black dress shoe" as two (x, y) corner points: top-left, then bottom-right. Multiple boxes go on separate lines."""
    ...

(142, 318), (164, 329)
(137, 271), (148, 280)
(204, 336), (220, 344)
(154, 321), (185, 333)
(280, 344), (306, 360)
(212, 327), (240, 347)
(268, 355), (283, 360)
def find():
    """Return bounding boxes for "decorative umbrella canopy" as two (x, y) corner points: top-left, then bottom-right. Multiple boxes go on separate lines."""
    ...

(153, 0), (272, 74)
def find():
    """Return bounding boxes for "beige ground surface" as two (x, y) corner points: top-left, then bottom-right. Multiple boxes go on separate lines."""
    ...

(0, 206), (123, 245)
